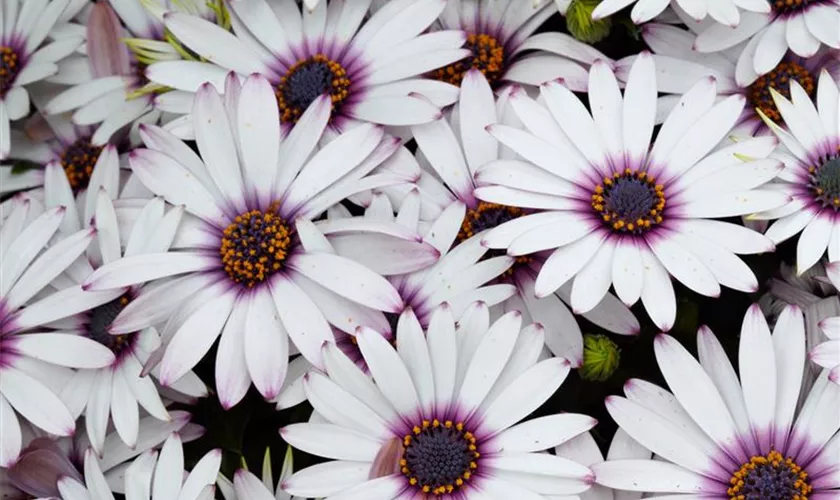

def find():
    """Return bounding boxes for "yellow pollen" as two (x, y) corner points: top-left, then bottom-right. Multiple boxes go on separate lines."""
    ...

(60, 139), (105, 191)
(727, 450), (812, 500)
(274, 54), (350, 124)
(401, 419), (480, 496)
(591, 169), (666, 235)
(748, 61), (815, 123)
(220, 206), (291, 288)
(434, 33), (505, 87)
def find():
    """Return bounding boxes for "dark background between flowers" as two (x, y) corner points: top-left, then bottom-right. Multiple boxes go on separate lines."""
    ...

(12, 3), (810, 490)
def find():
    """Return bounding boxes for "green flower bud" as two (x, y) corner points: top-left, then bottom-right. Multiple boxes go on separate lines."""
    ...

(565, 0), (612, 44)
(580, 334), (620, 382)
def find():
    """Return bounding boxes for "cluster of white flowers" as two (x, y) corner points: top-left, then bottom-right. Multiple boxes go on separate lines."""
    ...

(0, 0), (838, 499)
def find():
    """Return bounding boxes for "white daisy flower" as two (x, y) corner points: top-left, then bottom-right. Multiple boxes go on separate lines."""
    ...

(809, 262), (840, 383)
(56, 432), (221, 500)
(282, 303), (598, 498)
(44, 0), (228, 142)
(0, 197), (115, 467)
(619, 23), (840, 133)
(3, 410), (200, 499)
(144, 0), (466, 134)
(694, 0), (840, 79)
(592, 304), (840, 500)
(751, 74), (840, 274)
(591, 0), (772, 29)
(0, 0), (85, 158)
(428, 0), (610, 92)
(81, 74), (408, 410)
(30, 172), (209, 455)
(476, 52), (784, 330)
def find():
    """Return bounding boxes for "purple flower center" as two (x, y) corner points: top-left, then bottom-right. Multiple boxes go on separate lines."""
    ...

(769, 0), (821, 15)
(458, 202), (524, 242)
(88, 295), (133, 356)
(275, 54), (350, 123)
(401, 419), (479, 495)
(0, 45), (22, 98)
(592, 170), (665, 234)
(727, 450), (811, 500)
(61, 138), (104, 192)
(811, 155), (840, 210)
(220, 208), (292, 287)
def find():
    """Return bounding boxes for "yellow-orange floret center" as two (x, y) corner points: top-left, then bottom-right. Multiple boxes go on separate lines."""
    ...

(220, 208), (292, 288)
(61, 139), (105, 191)
(727, 450), (811, 500)
(0, 45), (21, 98)
(401, 419), (479, 496)
(275, 54), (350, 124)
(434, 33), (505, 87)
(592, 169), (666, 234)
(748, 61), (815, 123)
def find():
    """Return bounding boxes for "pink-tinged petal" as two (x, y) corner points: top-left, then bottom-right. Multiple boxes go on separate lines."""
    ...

(322, 342), (400, 423)
(591, 460), (717, 493)
(110, 369), (139, 448)
(215, 302), (251, 410)
(394, 309), (435, 417)
(82, 252), (217, 291)
(152, 434), (184, 500)
(622, 52), (656, 166)
(244, 288), (289, 400)
(11, 286), (123, 331)
(269, 273), (333, 368)
(654, 334), (747, 464)
(412, 116), (475, 205)
(356, 326), (422, 423)
(328, 233), (440, 276)
(739, 304), (777, 452)
(274, 95), (331, 199)
(123, 450), (157, 500)
(476, 358), (570, 438)
(486, 413), (598, 454)
(0, 367), (74, 437)
(302, 372), (391, 439)
(232, 469), (274, 500)
(129, 148), (228, 227)
(459, 69), (498, 174)
(163, 13), (265, 75)
(471, 474), (546, 499)
(281, 423), (382, 462)
(178, 448), (222, 500)
(797, 216), (833, 275)
(13, 333), (115, 369)
(0, 394), (21, 467)
(110, 274), (217, 334)
(287, 252), (403, 313)
(6, 227), (95, 311)
(316, 475), (406, 500)
(159, 290), (236, 386)
(237, 75), (280, 210)
(86, 370), (113, 456)
(534, 231), (606, 299)
(281, 461), (380, 498)
(605, 396), (730, 481)
(83, 449), (115, 500)
(483, 453), (593, 495)
(570, 240), (615, 314)
(192, 82), (247, 215)
(86, 2), (130, 78)
(772, 305), (805, 447)
(0, 206), (65, 297)
(122, 355), (170, 422)
(648, 235), (721, 298)
(810, 340), (840, 369)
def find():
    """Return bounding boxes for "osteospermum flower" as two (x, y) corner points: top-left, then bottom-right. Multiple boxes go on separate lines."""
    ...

(620, 23), (840, 134)
(81, 74), (408, 410)
(0, 0), (85, 159)
(750, 76), (840, 273)
(477, 53), (784, 330)
(4, 411), (200, 499)
(0, 198), (116, 467)
(145, 0), (466, 133)
(694, 0), (840, 78)
(45, 0), (228, 141)
(431, 0), (610, 91)
(31, 177), (208, 454)
(56, 432), (221, 500)
(809, 262), (840, 383)
(282, 303), (598, 498)
(410, 68), (637, 364)
(593, 304), (840, 499)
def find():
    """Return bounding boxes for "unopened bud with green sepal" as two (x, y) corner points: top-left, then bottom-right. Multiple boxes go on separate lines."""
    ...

(565, 0), (612, 44)
(579, 334), (620, 382)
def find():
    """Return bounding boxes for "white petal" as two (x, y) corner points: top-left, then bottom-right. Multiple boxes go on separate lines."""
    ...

(244, 288), (289, 400)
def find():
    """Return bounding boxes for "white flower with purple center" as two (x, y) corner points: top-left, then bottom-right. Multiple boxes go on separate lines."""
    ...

(476, 53), (785, 330)
(409, 68), (638, 365)
(56, 432), (221, 500)
(0, 0), (85, 158)
(694, 0), (840, 79)
(428, 0), (610, 92)
(282, 303), (598, 498)
(44, 1), (227, 143)
(81, 74), (408, 411)
(0, 197), (118, 467)
(618, 23), (840, 135)
(593, 304), (840, 500)
(750, 74), (840, 273)
(809, 262), (840, 383)
(145, 0), (467, 134)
